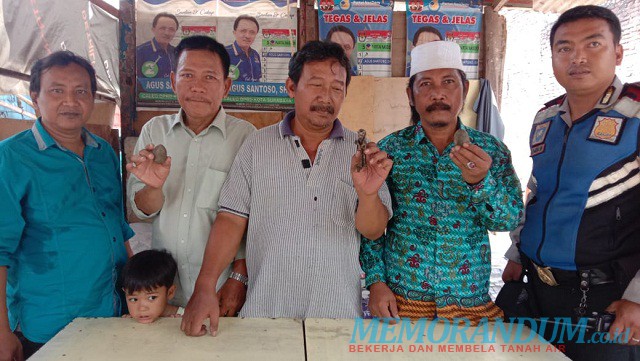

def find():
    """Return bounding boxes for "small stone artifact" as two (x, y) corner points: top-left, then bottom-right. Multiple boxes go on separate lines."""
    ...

(454, 129), (470, 146)
(152, 144), (168, 164)
(355, 129), (367, 172)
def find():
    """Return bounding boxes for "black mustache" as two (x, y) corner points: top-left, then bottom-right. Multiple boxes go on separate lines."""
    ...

(568, 66), (590, 75)
(310, 104), (335, 114)
(426, 102), (451, 112)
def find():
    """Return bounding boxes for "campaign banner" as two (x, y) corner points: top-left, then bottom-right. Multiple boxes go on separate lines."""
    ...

(406, 0), (482, 79)
(136, 0), (297, 110)
(218, 0), (297, 109)
(318, 0), (393, 78)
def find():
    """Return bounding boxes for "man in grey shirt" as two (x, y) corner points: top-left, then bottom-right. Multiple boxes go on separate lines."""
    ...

(181, 40), (394, 336)
(127, 36), (255, 315)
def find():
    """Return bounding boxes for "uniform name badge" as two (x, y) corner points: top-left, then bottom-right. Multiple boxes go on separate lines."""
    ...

(588, 116), (625, 144)
(531, 144), (545, 156)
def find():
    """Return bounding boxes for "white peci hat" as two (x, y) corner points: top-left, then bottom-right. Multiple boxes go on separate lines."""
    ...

(409, 41), (465, 77)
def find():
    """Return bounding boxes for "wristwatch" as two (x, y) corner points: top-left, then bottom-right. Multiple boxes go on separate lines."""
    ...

(229, 271), (248, 286)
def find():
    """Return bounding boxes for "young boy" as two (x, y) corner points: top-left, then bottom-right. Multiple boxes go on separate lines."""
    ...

(121, 249), (183, 323)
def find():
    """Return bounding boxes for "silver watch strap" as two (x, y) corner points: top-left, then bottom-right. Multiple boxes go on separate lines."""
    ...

(229, 271), (248, 286)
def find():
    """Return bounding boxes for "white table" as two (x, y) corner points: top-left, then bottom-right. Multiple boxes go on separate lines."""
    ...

(30, 317), (305, 361)
(31, 317), (569, 360)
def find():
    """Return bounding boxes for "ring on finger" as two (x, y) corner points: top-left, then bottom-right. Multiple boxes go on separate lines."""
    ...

(466, 161), (476, 170)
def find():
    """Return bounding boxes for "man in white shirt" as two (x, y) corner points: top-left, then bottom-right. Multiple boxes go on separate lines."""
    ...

(127, 36), (255, 315)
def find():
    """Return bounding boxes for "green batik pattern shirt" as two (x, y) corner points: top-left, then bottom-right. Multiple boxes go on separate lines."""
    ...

(361, 122), (523, 308)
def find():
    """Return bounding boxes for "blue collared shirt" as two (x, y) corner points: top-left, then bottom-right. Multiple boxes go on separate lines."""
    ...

(225, 41), (262, 82)
(136, 38), (176, 78)
(0, 119), (133, 343)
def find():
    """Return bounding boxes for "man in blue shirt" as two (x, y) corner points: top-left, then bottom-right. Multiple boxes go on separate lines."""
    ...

(225, 15), (262, 82)
(0, 51), (133, 360)
(136, 12), (179, 79)
(502, 6), (640, 360)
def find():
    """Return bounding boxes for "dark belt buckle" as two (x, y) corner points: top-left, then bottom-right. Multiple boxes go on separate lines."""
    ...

(533, 263), (558, 286)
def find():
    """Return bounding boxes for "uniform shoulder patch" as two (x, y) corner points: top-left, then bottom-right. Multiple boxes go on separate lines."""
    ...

(531, 121), (551, 146)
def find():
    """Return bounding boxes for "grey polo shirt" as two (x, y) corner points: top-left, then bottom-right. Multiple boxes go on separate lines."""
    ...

(218, 112), (393, 319)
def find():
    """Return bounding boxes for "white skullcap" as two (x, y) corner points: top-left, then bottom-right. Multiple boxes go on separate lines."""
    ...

(409, 41), (465, 77)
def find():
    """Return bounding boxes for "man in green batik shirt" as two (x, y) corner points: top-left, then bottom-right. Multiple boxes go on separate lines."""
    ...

(361, 41), (523, 324)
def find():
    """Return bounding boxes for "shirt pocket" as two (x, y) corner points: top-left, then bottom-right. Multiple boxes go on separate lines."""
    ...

(331, 178), (359, 229)
(196, 168), (228, 212)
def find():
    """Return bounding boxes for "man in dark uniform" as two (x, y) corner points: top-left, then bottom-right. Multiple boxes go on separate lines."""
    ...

(326, 25), (358, 76)
(136, 12), (179, 79)
(502, 5), (640, 361)
(225, 15), (261, 82)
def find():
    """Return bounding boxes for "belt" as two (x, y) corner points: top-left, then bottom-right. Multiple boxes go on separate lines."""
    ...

(529, 262), (615, 287)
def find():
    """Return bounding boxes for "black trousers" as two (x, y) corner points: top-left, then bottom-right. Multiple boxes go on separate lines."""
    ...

(526, 265), (640, 361)
(14, 331), (44, 360)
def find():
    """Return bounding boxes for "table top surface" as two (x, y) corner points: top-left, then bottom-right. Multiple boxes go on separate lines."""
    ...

(30, 317), (305, 361)
(31, 317), (570, 361)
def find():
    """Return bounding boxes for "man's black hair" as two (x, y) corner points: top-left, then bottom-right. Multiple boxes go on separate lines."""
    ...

(326, 25), (356, 47)
(233, 15), (260, 32)
(412, 26), (443, 46)
(407, 69), (468, 125)
(550, 5), (621, 48)
(122, 249), (177, 294)
(174, 35), (230, 77)
(29, 50), (97, 96)
(152, 12), (179, 29)
(288, 40), (351, 87)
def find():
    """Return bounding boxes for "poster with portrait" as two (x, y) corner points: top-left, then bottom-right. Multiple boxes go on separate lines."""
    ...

(135, 0), (297, 110)
(136, 0), (217, 107)
(218, 0), (297, 110)
(405, 0), (482, 79)
(318, 0), (393, 78)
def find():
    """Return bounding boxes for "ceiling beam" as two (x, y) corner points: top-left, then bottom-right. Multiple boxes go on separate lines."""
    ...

(0, 68), (29, 82)
(0, 100), (36, 119)
(493, 0), (511, 12)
